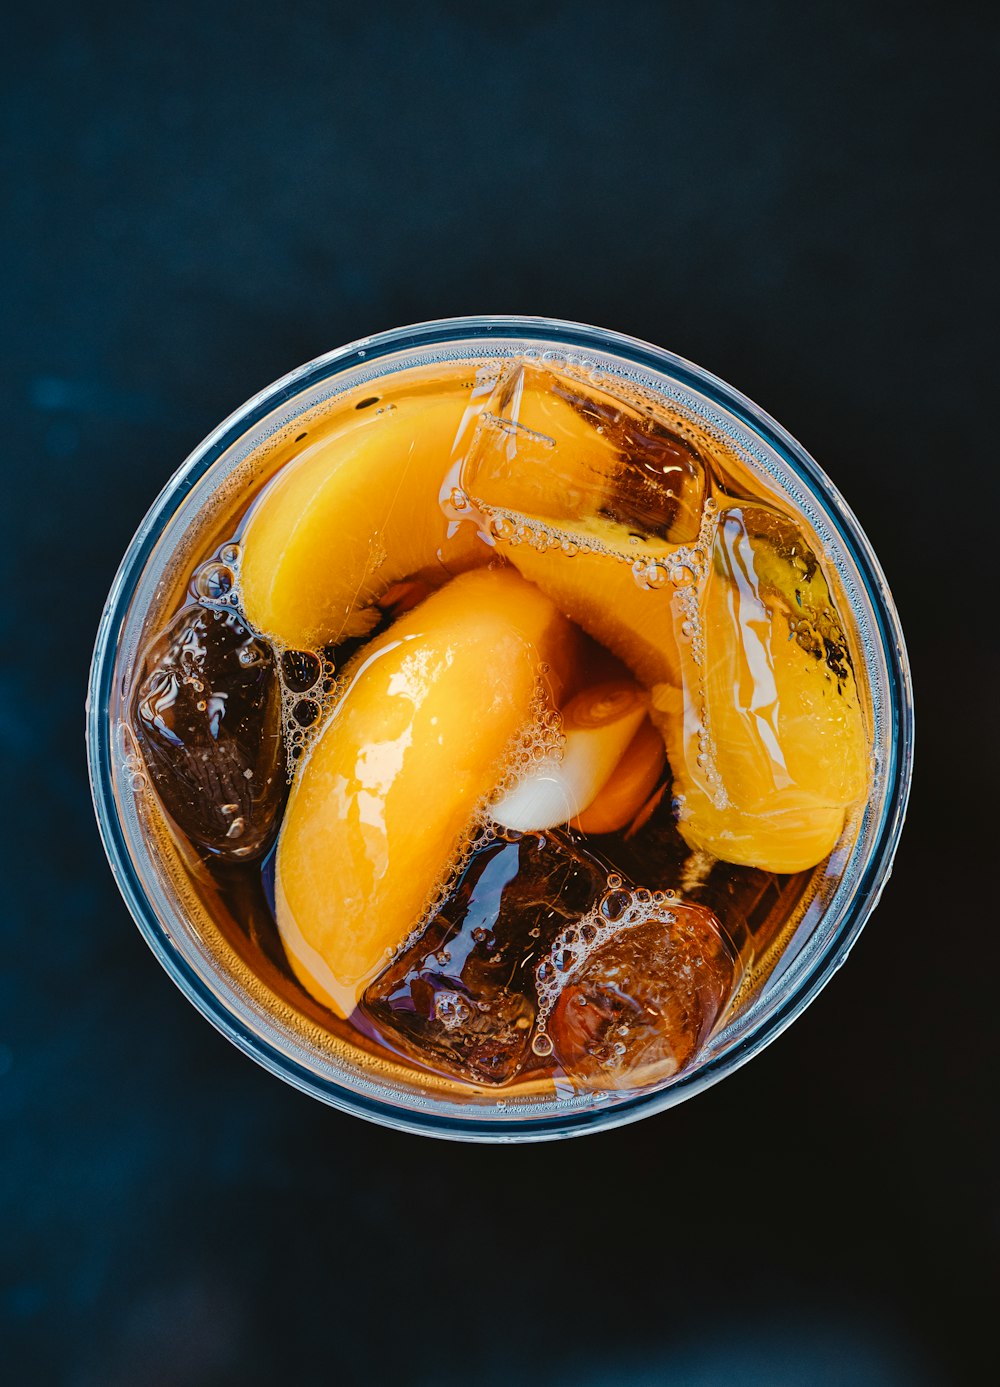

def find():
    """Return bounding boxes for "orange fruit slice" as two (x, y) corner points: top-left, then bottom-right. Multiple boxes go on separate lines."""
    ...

(494, 541), (683, 692)
(240, 390), (488, 651)
(571, 716), (666, 835)
(274, 567), (577, 1016)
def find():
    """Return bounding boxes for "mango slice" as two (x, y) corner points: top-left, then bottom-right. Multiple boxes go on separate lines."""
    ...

(240, 394), (488, 650)
(274, 567), (576, 1016)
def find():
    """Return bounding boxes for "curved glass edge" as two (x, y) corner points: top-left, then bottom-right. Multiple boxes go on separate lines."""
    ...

(87, 315), (914, 1142)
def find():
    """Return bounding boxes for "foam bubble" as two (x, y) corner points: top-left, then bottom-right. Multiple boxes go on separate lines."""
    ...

(533, 884), (680, 1028)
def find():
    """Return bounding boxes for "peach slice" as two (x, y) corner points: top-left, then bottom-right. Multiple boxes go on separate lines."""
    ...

(240, 393), (489, 651)
(494, 540), (683, 692)
(239, 362), (631, 656)
(274, 567), (576, 1016)
(571, 717), (666, 835)
(491, 679), (648, 832)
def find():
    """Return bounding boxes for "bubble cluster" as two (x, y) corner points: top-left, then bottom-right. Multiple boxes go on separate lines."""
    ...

(275, 647), (337, 778)
(183, 533), (343, 787)
(476, 476), (720, 585)
(631, 558), (670, 591)
(486, 680), (566, 807)
(433, 991), (473, 1031)
(532, 881), (680, 1034)
(189, 539), (244, 612)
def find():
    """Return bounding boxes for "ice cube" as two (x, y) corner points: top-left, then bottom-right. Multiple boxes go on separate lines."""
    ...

(461, 362), (706, 548)
(546, 902), (737, 1090)
(131, 604), (285, 859)
(362, 829), (612, 1085)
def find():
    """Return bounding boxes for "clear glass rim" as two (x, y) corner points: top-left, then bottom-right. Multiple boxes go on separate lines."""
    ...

(86, 314), (914, 1142)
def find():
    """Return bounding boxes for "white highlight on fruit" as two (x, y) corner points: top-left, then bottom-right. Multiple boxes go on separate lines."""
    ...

(492, 680), (647, 833)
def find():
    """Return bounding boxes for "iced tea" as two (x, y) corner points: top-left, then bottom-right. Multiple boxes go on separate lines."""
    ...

(123, 352), (871, 1098)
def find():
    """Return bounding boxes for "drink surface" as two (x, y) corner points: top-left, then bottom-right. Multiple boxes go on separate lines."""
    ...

(126, 356), (870, 1097)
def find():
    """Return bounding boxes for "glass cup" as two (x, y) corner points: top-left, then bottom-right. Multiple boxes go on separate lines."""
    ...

(87, 316), (913, 1141)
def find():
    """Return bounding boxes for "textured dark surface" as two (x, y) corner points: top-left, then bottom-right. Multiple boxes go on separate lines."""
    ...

(1, 2), (996, 1384)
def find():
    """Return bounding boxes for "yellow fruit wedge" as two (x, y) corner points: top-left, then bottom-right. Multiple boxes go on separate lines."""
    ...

(241, 393), (488, 650)
(496, 541), (683, 692)
(571, 716), (666, 835)
(660, 507), (868, 873)
(274, 567), (577, 1016)
(491, 679), (648, 832)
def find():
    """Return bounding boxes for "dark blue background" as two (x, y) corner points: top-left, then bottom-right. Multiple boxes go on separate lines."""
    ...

(2, 3), (996, 1384)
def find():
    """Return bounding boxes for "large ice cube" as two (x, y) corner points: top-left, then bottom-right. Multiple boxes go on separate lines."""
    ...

(546, 901), (738, 1089)
(131, 604), (285, 859)
(362, 829), (612, 1085)
(461, 362), (707, 548)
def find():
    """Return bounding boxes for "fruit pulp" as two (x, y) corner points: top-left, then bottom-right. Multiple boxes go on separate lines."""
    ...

(126, 354), (870, 1096)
